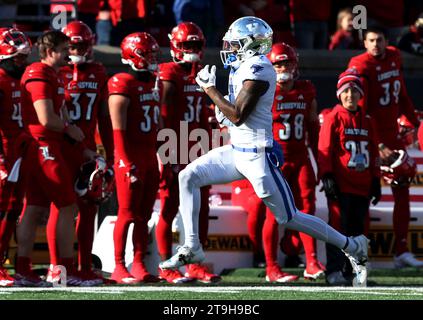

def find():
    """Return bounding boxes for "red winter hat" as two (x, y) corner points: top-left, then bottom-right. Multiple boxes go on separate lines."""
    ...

(336, 69), (364, 100)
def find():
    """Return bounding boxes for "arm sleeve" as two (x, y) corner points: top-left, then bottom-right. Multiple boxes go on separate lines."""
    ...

(113, 129), (133, 168)
(399, 74), (420, 128)
(108, 74), (131, 96)
(318, 112), (336, 179)
(368, 116), (381, 178)
(98, 109), (114, 164)
(25, 80), (53, 103)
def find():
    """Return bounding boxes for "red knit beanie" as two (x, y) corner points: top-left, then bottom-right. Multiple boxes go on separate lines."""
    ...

(336, 69), (364, 99)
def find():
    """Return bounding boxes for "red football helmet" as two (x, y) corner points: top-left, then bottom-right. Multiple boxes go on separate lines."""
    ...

(121, 32), (160, 72)
(397, 115), (416, 147)
(0, 27), (31, 61)
(74, 157), (115, 204)
(169, 22), (205, 63)
(62, 21), (95, 64)
(380, 149), (417, 187)
(267, 42), (299, 82)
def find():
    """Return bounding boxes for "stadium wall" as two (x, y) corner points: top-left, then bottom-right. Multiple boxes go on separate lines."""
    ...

(28, 46), (423, 111)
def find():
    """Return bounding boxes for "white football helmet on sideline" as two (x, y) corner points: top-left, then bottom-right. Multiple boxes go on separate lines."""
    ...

(220, 16), (273, 68)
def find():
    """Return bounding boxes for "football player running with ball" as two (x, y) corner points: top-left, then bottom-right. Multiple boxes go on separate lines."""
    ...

(160, 16), (370, 287)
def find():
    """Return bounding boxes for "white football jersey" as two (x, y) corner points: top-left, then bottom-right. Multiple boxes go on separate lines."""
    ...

(227, 54), (276, 148)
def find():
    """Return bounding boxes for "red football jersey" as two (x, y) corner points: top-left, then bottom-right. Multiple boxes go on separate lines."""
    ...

(0, 68), (24, 156)
(272, 80), (317, 161)
(108, 72), (161, 154)
(318, 105), (379, 196)
(21, 62), (65, 140)
(59, 62), (108, 150)
(159, 62), (211, 163)
(348, 47), (419, 149)
(159, 62), (209, 133)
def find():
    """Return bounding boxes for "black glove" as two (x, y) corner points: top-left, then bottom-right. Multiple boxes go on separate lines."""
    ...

(321, 173), (340, 200)
(369, 177), (382, 205)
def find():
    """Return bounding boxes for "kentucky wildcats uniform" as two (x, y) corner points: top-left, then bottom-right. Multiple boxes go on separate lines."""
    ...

(181, 54), (300, 229)
(228, 55), (276, 148)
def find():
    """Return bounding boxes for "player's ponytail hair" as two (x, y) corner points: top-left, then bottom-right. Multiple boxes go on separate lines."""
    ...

(37, 30), (69, 59)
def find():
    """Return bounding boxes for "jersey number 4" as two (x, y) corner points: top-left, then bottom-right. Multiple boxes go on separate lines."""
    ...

(12, 103), (23, 128)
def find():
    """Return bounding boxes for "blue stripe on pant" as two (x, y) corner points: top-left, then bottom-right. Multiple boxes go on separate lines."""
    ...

(265, 157), (296, 221)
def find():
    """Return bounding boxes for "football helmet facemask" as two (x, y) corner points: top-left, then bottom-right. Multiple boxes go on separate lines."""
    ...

(380, 149), (417, 187)
(0, 27), (31, 61)
(169, 21), (205, 63)
(267, 42), (298, 82)
(121, 32), (160, 72)
(74, 157), (115, 204)
(62, 21), (95, 65)
(397, 115), (416, 147)
(220, 16), (273, 69)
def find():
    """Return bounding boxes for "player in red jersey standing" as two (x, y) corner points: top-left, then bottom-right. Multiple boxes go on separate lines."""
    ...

(42, 21), (114, 285)
(0, 28), (31, 287)
(319, 70), (381, 285)
(16, 30), (85, 286)
(266, 42), (324, 280)
(108, 32), (162, 284)
(156, 22), (220, 284)
(348, 27), (423, 268)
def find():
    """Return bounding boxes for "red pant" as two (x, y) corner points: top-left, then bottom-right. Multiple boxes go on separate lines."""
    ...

(114, 155), (160, 264)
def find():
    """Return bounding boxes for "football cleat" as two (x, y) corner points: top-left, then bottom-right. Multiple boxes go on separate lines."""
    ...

(0, 267), (14, 287)
(78, 270), (104, 287)
(343, 235), (369, 287)
(159, 245), (205, 269)
(265, 265), (299, 283)
(130, 263), (160, 283)
(158, 268), (194, 284)
(326, 271), (351, 286)
(185, 264), (222, 283)
(14, 271), (51, 287)
(111, 264), (139, 284)
(394, 252), (423, 268)
(303, 260), (326, 280)
(46, 265), (82, 286)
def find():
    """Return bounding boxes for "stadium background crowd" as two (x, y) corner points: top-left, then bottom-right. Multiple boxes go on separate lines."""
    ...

(0, 0), (422, 50)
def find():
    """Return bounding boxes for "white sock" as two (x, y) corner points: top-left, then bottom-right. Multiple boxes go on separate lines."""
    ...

(285, 211), (349, 249)
(178, 168), (201, 249)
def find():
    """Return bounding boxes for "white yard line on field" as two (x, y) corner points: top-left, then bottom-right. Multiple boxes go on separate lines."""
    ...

(1, 286), (423, 296)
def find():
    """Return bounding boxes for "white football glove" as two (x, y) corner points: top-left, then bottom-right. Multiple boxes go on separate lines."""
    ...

(195, 65), (216, 89)
(215, 105), (234, 128)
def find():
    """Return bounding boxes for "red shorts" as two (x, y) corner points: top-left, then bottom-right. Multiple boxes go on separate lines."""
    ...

(23, 139), (76, 208)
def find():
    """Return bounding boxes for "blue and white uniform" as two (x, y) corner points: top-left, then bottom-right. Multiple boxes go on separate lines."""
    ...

(162, 17), (367, 289)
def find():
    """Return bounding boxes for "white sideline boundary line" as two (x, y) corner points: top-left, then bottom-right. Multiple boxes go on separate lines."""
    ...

(1, 286), (423, 296)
